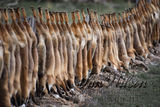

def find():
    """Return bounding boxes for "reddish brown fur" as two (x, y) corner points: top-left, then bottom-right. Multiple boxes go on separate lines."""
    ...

(21, 8), (39, 96)
(71, 11), (83, 83)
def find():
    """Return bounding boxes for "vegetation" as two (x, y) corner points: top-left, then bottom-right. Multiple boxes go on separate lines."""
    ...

(83, 63), (160, 107)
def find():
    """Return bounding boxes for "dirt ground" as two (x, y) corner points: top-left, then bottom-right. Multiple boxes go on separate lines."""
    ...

(26, 45), (160, 107)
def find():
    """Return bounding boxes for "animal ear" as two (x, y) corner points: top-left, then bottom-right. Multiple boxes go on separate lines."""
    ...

(38, 7), (43, 20)
(113, 13), (117, 21)
(87, 8), (90, 15)
(21, 8), (27, 20)
(49, 11), (52, 15)
(8, 8), (16, 21)
(45, 9), (50, 21)
(94, 11), (98, 21)
(71, 11), (75, 22)
(81, 9), (86, 20)
(14, 8), (21, 20)
(90, 9), (95, 20)
(1, 9), (8, 23)
(31, 7), (37, 19)
(118, 13), (122, 22)
(108, 14), (111, 22)
(50, 11), (55, 22)
(4, 9), (9, 21)
(104, 14), (109, 24)
(55, 12), (60, 23)
(38, 7), (42, 15)
(59, 12), (64, 23)
(87, 8), (93, 21)
(64, 12), (69, 23)
(122, 12), (125, 18)
(75, 10), (81, 21)
(62, 12), (66, 21)
(100, 14), (104, 24)
(14, 7), (20, 15)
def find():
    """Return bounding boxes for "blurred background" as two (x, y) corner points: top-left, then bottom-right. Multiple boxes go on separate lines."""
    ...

(0, 0), (137, 22)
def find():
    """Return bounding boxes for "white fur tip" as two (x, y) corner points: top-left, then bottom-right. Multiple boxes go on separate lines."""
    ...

(155, 12), (159, 19)
(19, 42), (25, 48)
(102, 65), (107, 69)
(71, 88), (75, 92)
(53, 94), (60, 99)
(92, 36), (97, 44)
(113, 65), (117, 71)
(19, 104), (26, 107)
(48, 84), (53, 91)
(81, 38), (86, 49)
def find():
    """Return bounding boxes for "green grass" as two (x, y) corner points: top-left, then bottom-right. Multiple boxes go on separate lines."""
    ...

(82, 63), (160, 107)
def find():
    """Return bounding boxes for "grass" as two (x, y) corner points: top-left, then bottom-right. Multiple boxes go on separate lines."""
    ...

(82, 63), (160, 107)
